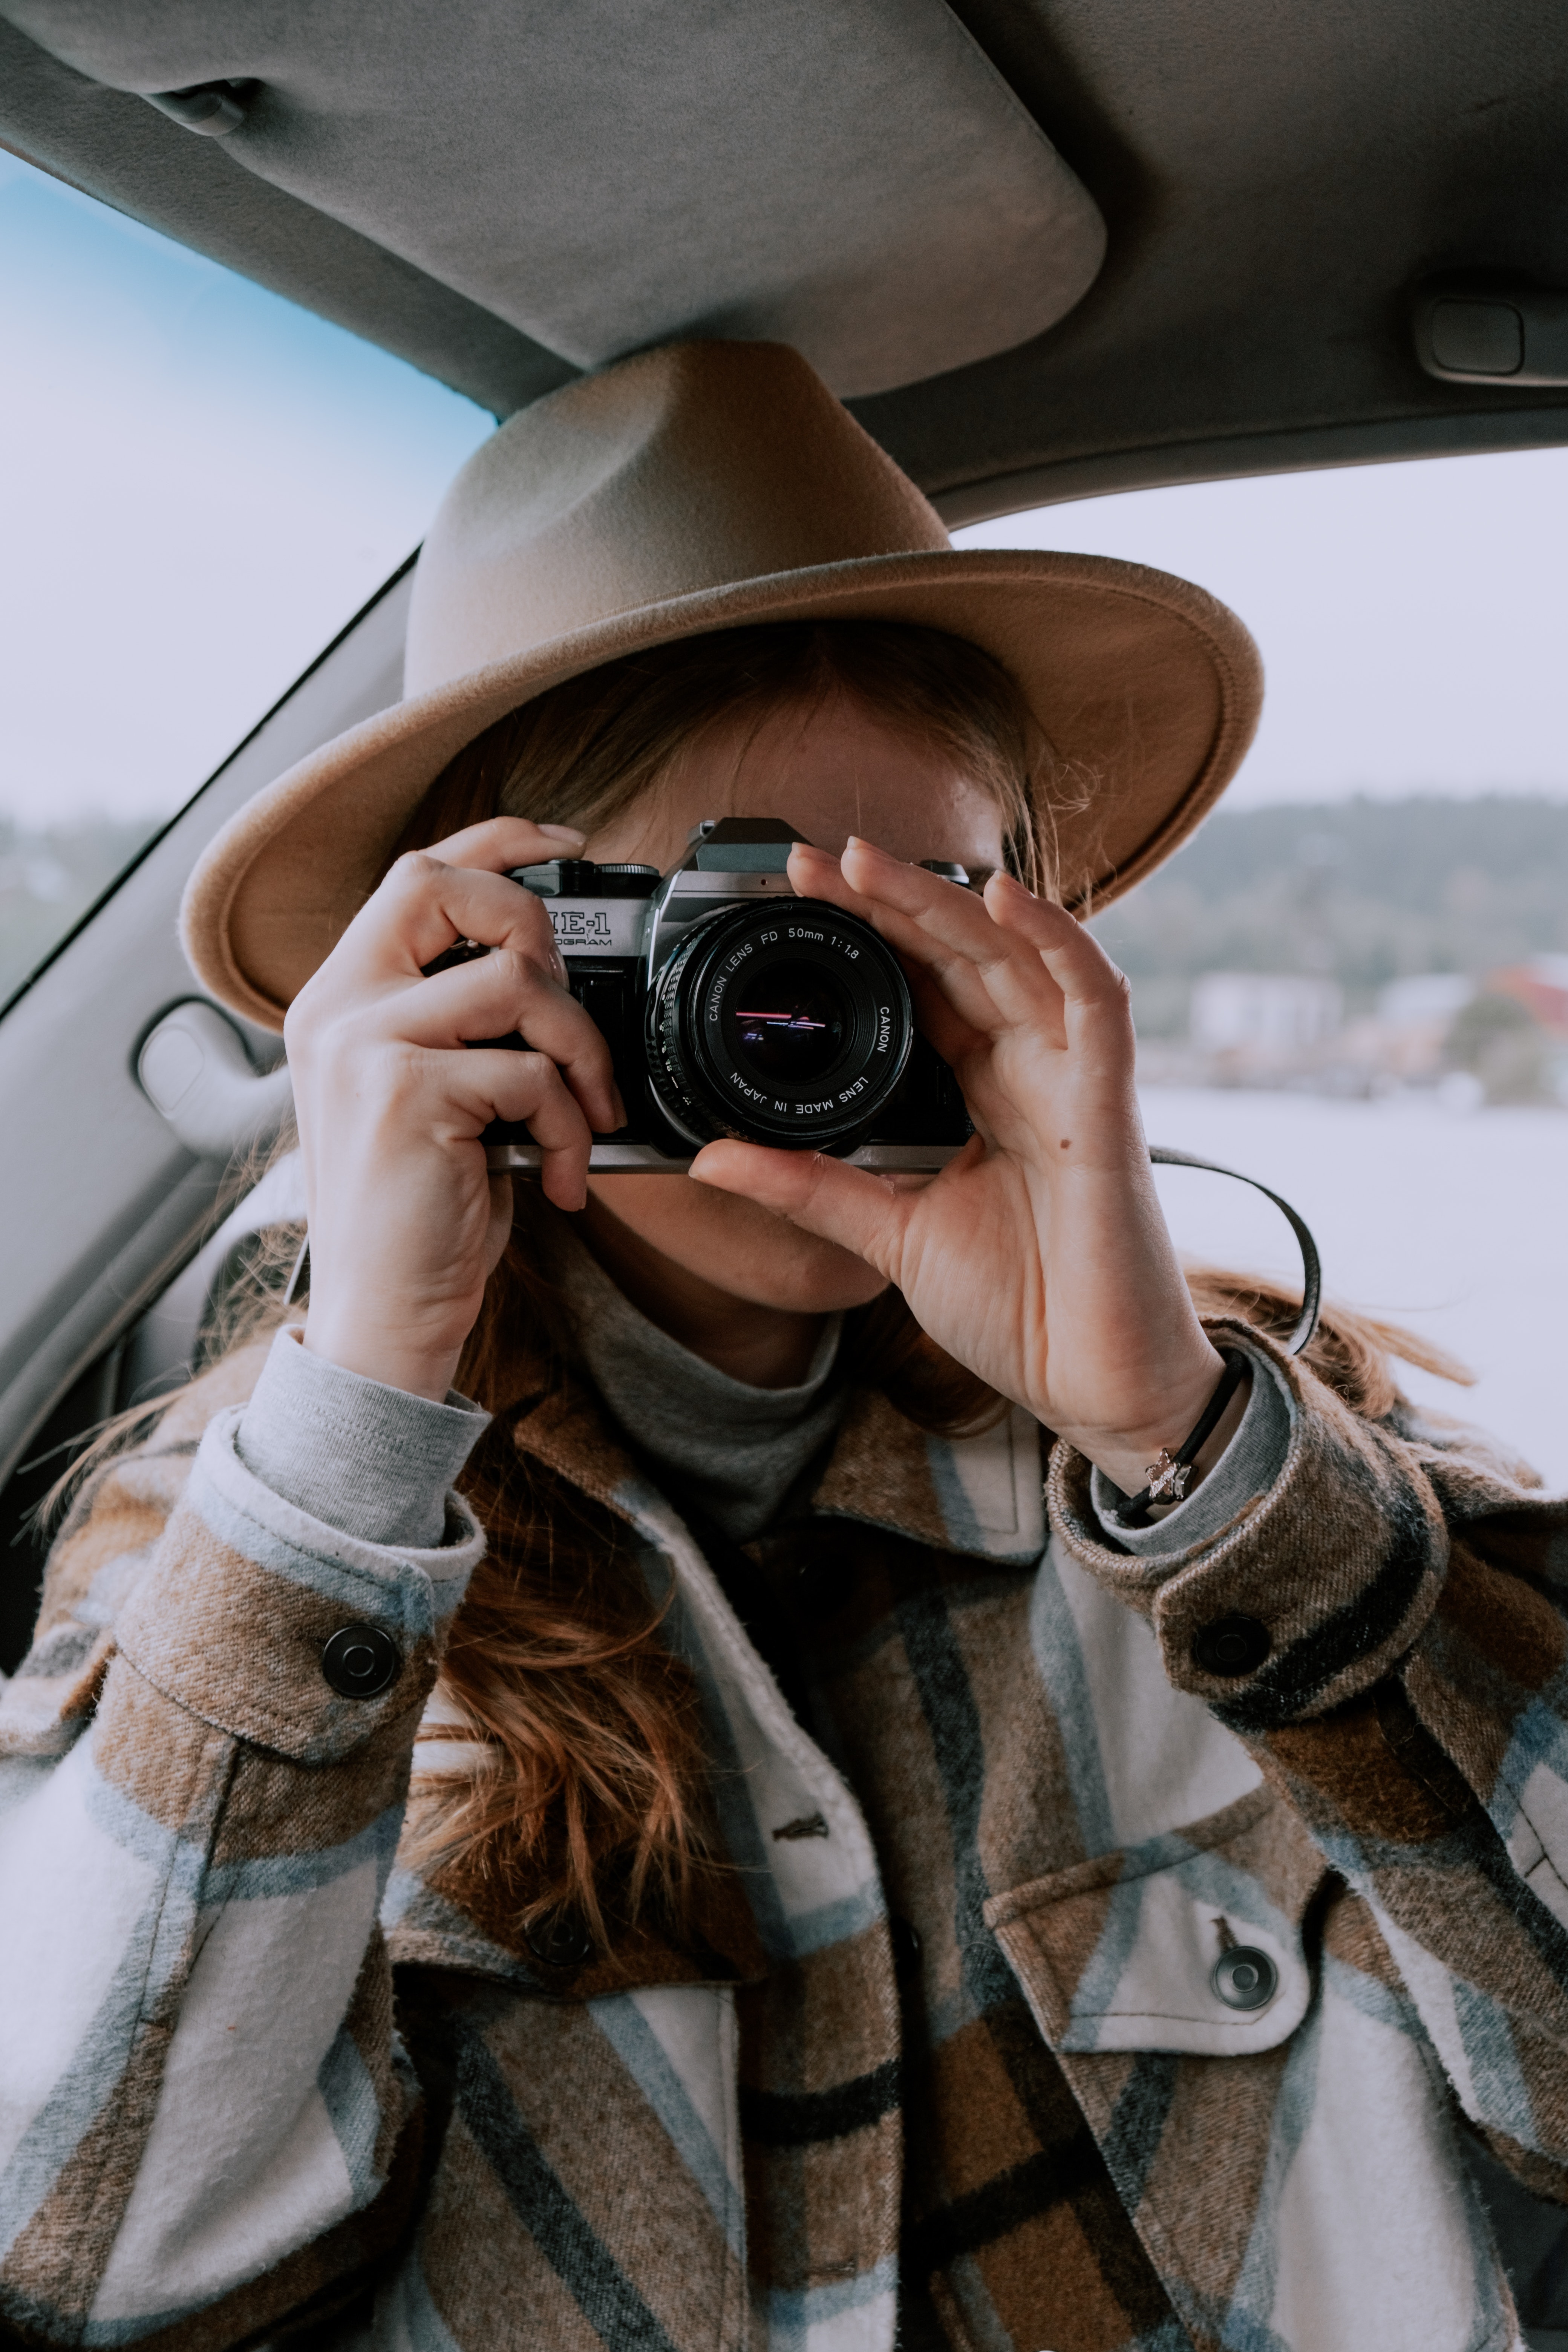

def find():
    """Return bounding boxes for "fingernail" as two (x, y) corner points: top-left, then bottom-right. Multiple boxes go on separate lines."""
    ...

(538, 823), (586, 844)
(549, 944), (568, 982)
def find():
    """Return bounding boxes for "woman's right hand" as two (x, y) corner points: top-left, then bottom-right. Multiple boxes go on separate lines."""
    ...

(284, 816), (623, 1402)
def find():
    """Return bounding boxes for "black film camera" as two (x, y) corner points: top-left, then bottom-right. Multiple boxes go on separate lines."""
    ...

(477, 817), (975, 1173)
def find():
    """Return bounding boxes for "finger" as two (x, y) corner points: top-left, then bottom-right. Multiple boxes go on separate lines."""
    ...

(784, 838), (1038, 1102)
(843, 840), (1075, 1015)
(343, 854), (568, 985)
(983, 871), (1128, 1004)
(790, 839), (1052, 1038)
(897, 959), (995, 1070)
(814, 839), (1130, 1058)
(984, 872), (1136, 1068)
(688, 1139), (918, 1276)
(458, 1047), (594, 1210)
(423, 815), (586, 870)
(786, 841), (1006, 1044)
(400, 953), (624, 1132)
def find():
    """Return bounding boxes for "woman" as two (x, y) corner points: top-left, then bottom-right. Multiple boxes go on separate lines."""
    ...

(3, 341), (1565, 2352)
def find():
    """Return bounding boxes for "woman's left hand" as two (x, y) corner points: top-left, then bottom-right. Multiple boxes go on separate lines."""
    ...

(688, 837), (1232, 1494)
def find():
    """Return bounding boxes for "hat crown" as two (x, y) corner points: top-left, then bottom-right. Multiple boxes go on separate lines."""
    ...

(404, 340), (951, 695)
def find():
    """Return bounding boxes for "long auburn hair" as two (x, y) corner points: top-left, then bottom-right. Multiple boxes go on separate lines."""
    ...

(57, 620), (1473, 1958)
(398, 621), (1051, 1949)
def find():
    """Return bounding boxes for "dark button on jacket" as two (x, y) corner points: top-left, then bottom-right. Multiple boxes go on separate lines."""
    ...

(1191, 1613), (1271, 1677)
(321, 1623), (402, 1698)
(1212, 1947), (1279, 2010)
(526, 1912), (596, 1971)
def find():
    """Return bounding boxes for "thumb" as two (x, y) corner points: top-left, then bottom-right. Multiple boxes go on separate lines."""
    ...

(689, 1141), (911, 1275)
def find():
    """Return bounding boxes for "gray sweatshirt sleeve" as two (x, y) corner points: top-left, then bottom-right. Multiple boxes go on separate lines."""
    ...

(236, 1324), (491, 1549)
(1090, 1341), (1294, 1556)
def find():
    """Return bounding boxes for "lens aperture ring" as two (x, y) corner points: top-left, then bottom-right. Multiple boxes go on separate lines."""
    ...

(646, 920), (725, 1147)
(646, 900), (913, 1151)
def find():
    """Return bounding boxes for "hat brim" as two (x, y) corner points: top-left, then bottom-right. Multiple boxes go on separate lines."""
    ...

(182, 546), (1262, 1030)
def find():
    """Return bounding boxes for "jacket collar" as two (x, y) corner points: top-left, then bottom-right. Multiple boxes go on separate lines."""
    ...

(506, 1370), (1045, 1568)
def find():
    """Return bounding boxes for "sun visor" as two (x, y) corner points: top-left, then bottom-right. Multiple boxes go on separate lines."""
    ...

(0, 0), (1106, 400)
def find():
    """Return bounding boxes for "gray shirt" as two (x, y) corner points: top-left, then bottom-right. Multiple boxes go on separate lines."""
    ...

(560, 1231), (847, 1541)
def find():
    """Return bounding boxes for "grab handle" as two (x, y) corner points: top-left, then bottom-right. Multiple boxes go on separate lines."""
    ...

(136, 1000), (293, 1162)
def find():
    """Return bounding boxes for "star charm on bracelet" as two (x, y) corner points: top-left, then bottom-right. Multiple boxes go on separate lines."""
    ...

(1144, 1449), (1194, 1503)
(1110, 1350), (1248, 1529)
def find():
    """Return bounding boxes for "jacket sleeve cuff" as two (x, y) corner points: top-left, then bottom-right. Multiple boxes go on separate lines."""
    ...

(1089, 1352), (1292, 1554)
(237, 1324), (490, 1549)
(114, 1402), (486, 1762)
(1047, 1318), (1450, 1731)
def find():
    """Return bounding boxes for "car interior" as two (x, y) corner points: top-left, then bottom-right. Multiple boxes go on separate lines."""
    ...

(2, 2), (1566, 2329)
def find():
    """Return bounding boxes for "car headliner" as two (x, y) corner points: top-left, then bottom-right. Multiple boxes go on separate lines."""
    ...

(1, 0), (1566, 521)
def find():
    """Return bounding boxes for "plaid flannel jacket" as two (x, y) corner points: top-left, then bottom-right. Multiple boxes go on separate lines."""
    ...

(2, 1319), (1566, 2352)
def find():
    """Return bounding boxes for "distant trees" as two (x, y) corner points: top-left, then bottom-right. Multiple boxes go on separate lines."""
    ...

(1446, 993), (1560, 1106)
(1094, 795), (1568, 1038)
(0, 814), (160, 1006)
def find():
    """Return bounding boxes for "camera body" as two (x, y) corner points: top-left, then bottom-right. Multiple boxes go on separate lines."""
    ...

(480, 817), (974, 1172)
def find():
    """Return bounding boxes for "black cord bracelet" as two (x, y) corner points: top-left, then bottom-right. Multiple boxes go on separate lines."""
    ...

(1109, 1348), (1250, 1527)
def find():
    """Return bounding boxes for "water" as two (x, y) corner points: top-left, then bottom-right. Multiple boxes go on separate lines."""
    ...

(1141, 1088), (1568, 1487)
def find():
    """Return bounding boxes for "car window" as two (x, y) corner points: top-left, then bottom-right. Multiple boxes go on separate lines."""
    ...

(956, 455), (1568, 1482)
(0, 152), (493, 1007)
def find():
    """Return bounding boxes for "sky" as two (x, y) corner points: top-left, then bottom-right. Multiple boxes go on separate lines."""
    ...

(0, 152), (493, 830)
(2, 142), (1565, 828)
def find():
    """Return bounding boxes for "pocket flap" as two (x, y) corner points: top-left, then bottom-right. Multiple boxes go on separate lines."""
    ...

(984, 1786), (1324, 2057)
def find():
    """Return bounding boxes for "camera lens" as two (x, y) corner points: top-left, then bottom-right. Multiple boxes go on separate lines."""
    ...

(727, 962), (847, 1086)
(647, 900), (913, 1150)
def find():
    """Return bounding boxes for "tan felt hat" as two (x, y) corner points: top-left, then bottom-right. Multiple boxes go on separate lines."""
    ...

(182, 339), (1262, 1031)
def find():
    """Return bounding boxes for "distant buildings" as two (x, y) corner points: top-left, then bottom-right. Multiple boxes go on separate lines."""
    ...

(1095, 795), (1568, 1097)
(1152, 958), (1566, 1104)
(1190, 974), (1344, 1055)
(1376, 974), (1475, 1028)
(1361, 974), (1476, 1083)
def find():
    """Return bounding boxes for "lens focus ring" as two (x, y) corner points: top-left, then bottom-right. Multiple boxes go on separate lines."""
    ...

(647, 900), (913, 1151)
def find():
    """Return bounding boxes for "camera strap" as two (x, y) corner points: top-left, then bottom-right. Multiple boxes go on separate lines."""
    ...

(1148, 1145), (1322, 1357)
(281, 1148), (1323, 1357)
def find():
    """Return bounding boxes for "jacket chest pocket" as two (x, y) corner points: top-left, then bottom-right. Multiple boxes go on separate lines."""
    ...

(984, 1784), (1326, 2056)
